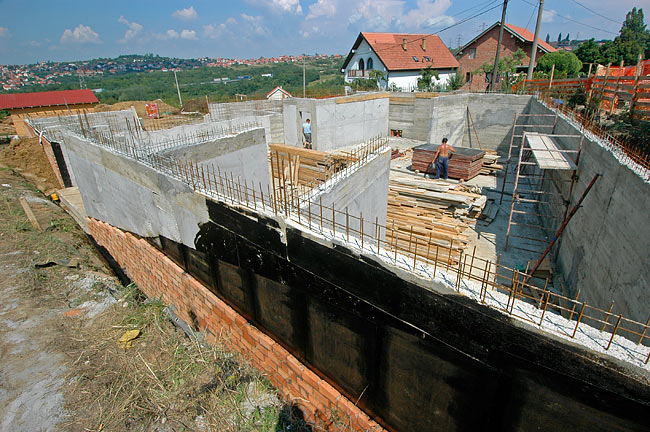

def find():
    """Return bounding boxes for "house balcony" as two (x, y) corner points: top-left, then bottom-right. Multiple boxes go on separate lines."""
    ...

(347, 70), (370, 78)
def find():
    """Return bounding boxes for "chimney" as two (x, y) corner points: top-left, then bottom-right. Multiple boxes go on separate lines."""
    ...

(402, 38), (407, 51)
(421, 38), (426, 51)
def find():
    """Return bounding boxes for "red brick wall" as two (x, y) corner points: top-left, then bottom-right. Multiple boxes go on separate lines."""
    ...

(87, 218), (386, 432)
(41, 136), (66, 188)
(457, 26), (545, 91)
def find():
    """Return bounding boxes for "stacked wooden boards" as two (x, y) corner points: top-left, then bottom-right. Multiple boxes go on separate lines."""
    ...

(386, 172), (486, 265)
(411, 144), (485, 180)
(269, 143), (348, 187)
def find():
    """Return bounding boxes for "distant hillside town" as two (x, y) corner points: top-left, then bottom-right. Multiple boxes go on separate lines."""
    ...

(0, 53), (342, 91)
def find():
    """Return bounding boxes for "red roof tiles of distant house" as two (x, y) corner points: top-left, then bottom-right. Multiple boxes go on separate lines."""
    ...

(343, 32), (459, 71)
(504, 23), (556, 53)
(0, 89), (98, 110)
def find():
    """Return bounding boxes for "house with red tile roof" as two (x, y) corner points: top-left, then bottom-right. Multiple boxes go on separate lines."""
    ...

(0, 89), (98, 136)
(456, 22), (556, 91)
(341, 32), (459, 91)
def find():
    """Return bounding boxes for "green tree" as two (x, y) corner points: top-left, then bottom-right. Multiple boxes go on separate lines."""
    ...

(474, 49), (526, 90)
(537, 51), (583, 78)
(575, 39), (601, 71)
(598, 40), (621, 65)
(447, 73), (465, 91)
(545, 33), (550, 43)
(615, 7), (650, 64)
(417, 67), (440, 91)
(558, 33), (562, 43)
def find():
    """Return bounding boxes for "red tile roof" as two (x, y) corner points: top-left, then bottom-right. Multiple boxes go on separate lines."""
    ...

(344, 32), (459, 71)
(504, 23), (556, 53)
(0, 89), (98, 110)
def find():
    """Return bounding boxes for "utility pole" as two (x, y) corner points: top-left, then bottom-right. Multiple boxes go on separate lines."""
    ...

(302, 56), (306, 98)
(527, 0), (544, 80)
(490, 0), (509, 91)
(174, 70), (183, 111)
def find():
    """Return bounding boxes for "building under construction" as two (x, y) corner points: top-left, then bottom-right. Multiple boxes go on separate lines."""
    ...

(26, 91), (650, 431)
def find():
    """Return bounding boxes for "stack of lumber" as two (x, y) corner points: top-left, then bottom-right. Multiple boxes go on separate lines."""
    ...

(269, 143), (348, 186)
(481, 151), (503, 175)
(386, 173), (487, 265)
(411, 144), (485, 180)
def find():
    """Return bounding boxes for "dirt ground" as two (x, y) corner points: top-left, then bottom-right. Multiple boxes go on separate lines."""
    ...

(0, 166), (314, 432)
(0, 137), (60, 194)
(94, 100), (179, 118)
(0, 116), (15, 136)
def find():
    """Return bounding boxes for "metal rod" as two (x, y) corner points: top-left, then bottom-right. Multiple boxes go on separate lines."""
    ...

(523, 174), (600, 286)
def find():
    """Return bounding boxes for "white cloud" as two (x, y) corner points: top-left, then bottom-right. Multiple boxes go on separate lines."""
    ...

(180, 29), (197, 40)
(155, 29), (180, 40)
(542, 9), (557, 23)
(172, 6), (198, 21)
(246, 0), (302, 14)
(305, 0), (454, 36)
(117, 16), (143, 43)
(60, 24), (100, 44)
(203, 14), (269, 39)
(306, 0), (339, 19)
(0, 27), (8, 37)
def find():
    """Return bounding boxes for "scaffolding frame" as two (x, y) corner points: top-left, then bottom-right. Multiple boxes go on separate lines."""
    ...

(504, 131), (584, 253)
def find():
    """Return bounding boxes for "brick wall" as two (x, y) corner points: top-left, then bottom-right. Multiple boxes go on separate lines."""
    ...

(40, 136), (66, 188)
(457, 26), (545, 91)
(87, 217), (386, 432)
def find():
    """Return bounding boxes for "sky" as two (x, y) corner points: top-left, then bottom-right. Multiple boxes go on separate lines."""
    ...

(0, 0), (644, 65)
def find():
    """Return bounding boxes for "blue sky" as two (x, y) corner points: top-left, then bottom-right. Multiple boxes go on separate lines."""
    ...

(0, 0), (642, 65)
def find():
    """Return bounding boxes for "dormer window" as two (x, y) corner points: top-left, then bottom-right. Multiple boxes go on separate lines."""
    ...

(424, 56), (430, 62)
(412, 56), (419, 62)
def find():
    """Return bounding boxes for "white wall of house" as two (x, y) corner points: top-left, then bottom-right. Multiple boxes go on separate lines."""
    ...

(343, 40), (386, 85)
(387, 69), (457, 91)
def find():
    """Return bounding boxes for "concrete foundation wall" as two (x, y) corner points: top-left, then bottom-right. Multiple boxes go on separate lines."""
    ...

(388, 93), (531, 151)
(159, 128), (271, 191)
(527, 100), (650, 323)
(308, 148), (391, 236)
(284, 95), (389, 151)
(62, 135), (209, 247)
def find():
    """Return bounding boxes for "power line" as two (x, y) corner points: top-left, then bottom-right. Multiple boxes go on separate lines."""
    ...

(524, 0), (538, 30)
(519, 0), (618, 36)
(370, 1), (504, 54)
(570, 0), (622, 25)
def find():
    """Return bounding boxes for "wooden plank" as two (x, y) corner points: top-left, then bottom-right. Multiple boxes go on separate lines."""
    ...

(526, 134), (576, 170)
(335, 92), (389, 104)
(19, 197), (42, 231)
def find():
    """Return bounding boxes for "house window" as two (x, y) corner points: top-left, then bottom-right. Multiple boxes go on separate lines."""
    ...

(359, 58), (365, 72)
(367, 57), (373, 70)
(469, 48), (476, 59)
(465, 72), (471, 83)
(412, 56), (419, 62)
(424, 56), (431, 62)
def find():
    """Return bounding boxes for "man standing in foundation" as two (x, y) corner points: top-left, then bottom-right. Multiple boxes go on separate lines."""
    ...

(302, 118), (312, 149)
(432, 137), (455, 180)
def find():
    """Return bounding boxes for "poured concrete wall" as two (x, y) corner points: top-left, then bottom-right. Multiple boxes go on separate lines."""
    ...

(61, 134), (209, 248)
(283, 95), (389, 151)
(388, 93), (531, 151)
(159, 128), (271, 191)
(308, 148), (391, 236)
(528, 100), (650, 323)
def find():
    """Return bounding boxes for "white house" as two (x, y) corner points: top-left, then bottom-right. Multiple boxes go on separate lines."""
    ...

(266, 86), (293, 100)
(341, 32), (460, 91)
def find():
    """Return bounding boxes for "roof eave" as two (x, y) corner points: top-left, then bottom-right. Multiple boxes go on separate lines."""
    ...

(341, 33), (365, 72)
